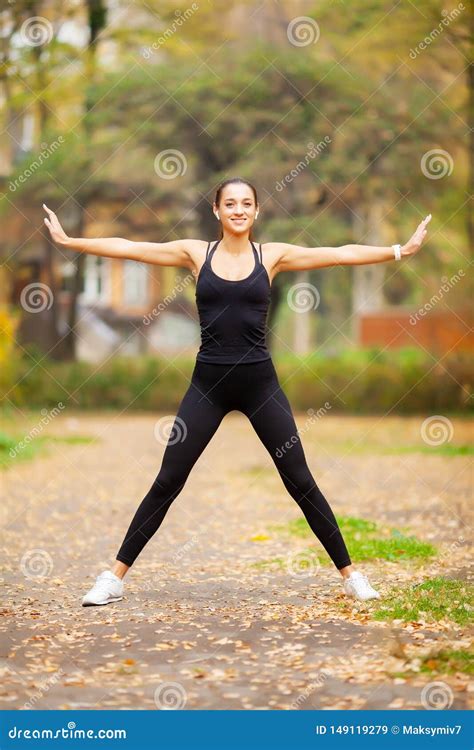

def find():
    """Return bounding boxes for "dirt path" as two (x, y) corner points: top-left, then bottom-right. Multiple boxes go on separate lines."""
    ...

(1, 413), (472, 710)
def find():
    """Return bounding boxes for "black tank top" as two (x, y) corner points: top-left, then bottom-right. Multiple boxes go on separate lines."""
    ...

(195, 239), (272, 364)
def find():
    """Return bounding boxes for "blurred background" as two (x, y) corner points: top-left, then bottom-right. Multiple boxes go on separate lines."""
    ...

(0, 0), (472, 414)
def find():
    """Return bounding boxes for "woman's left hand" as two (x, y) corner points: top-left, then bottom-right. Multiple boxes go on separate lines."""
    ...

(402, 214), (432, 256)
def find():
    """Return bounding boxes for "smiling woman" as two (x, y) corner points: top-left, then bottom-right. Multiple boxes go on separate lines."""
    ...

(42, 180), (432, 608)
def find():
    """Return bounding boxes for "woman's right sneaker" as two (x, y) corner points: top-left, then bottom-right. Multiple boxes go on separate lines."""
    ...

(82, 570), (124, 606)
(343, 571), (381, 601)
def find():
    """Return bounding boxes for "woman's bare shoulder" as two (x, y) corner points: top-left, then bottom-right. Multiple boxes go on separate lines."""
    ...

(259, 241), (287, 275)
(184, 239), (213, 274)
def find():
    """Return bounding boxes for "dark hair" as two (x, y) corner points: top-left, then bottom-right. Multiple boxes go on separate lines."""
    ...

(214, 177), (258, 241)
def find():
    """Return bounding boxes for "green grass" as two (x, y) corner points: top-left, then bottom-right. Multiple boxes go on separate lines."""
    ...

(326, 440), (473, 456)
(418, 650), (474, 675)
(255, 516), (436, 567)
(240, 465), (274, 476)
(373, 577), (473, 627)
(392, 649), (474, 678)
(0, 430), (97, 469)
(251, 551), (321, 572)
(386, 444), (473, 456)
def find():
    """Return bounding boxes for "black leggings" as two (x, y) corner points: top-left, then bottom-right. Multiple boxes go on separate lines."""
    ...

(116, 358), (352, 570)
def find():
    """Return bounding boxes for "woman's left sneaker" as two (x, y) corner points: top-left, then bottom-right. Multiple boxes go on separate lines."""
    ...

(82, 570), (124, 606)
(343, 571), (381, 601)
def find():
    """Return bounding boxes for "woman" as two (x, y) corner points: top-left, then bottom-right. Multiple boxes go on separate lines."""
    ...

(43, 178), (431, 606)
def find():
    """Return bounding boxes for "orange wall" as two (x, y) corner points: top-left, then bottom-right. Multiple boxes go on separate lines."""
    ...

(109, 259), (162, 315)
(360, 308), (473, 355)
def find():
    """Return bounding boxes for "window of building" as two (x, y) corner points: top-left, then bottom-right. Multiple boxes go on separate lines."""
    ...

(122, 260), (148, 305)
(80, 255), (111, 304)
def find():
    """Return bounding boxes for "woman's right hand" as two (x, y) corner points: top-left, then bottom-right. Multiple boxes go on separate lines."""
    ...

(43, 203), (70, 246)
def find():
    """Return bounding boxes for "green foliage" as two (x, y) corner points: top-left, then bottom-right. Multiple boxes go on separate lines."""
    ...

(0, 307), (22, 395)
(275, 349), (472, 414)
(5, 349), (472, 413)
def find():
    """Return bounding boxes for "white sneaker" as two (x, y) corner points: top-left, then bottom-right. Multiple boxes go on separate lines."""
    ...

(343, 571), (381, 601)
(82, 570), (124, 606)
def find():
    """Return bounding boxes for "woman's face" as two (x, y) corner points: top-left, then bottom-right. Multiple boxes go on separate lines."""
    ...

(214, 184), (258, 235)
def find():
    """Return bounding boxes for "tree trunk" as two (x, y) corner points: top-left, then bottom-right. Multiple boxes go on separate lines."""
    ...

(467, 43), (473, 251)
(292, 271), (312, 355)
(351, 200), (386, 344)
(62, 0), (107, 360)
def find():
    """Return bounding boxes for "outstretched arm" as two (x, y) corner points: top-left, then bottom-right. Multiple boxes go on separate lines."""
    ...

(272, 214), (432, 273)
(42, 204), (195, 269)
